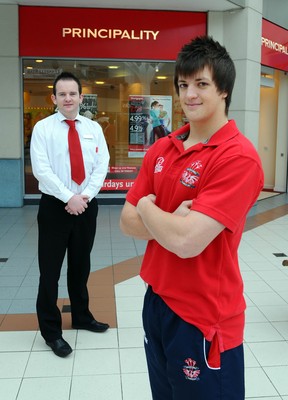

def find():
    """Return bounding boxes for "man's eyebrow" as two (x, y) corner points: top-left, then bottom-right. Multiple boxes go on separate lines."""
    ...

(195, 77), (207, 81)
(178, 76), (210, 82)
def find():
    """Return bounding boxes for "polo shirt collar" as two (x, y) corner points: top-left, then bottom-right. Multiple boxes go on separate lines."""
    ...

(169, 120), (239, 149)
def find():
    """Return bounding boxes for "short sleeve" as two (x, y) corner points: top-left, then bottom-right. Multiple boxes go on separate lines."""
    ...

(191, 155), (264, 232)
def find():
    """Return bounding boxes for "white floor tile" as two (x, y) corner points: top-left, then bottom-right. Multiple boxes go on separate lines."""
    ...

(244, 344), (260, 368)
(244, 295), (254, 307)
(244, 280), (273, 293)
(259, 305), (288, 322)
(0, 378), (21, 400)
(263, 366), (288, 396)
(24, 351), (74, 378)
(118, 327), (145, 348)
(121, 373), (151, 400)
(239, 260), (251, 271)
(0, 331), (37, 351)
(267, 280), (288, 292)
(247, 261), (279, 271)
(119, 348), (148, 374)
(247, 398), (280, 400)
(73, 349), (120, 375)
(244, 322), (284, 342)
(115, 284), (146, 298)
(239, 253), (270, 263)
(70, 375), (122, 400)
(276, 290), (288, 302)
(246, 291), (288, 307)
(0, 352), (30, 378)
(117, 310), (143, 328)
(245, 367), (279, 397)
(248, 341), (288, 366)
(75, 328), (118, 349)
(17, 377), (71, 400)
(256, 269), (288, 282)
(272, 321), (288, 339)
(245, 306), (268, 323)
(116, 296), (144, 312)
(241, 270), (262, 281)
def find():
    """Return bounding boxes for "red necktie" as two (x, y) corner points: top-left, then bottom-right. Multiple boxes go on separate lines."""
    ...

(65, 120), (85, 185)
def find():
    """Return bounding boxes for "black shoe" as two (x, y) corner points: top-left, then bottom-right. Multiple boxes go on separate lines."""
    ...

(45, 338), (72, 358)
(72, 319), (110, 333)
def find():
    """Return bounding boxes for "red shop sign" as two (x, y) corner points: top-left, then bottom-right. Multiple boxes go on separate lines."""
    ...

(19, 6), (206, 60)
(262, 19), (288, 71)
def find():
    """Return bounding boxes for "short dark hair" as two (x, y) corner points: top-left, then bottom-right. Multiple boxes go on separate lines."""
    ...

(174, 36), (236, 115)
(151, 101), (159, 108)
(53, 71), (82, 96)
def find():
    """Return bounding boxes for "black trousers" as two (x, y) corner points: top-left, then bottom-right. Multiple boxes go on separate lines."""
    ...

(36, 194), (98, 341)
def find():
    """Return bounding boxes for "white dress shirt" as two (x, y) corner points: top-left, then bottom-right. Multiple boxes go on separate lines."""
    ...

(30, 111), (110, 203)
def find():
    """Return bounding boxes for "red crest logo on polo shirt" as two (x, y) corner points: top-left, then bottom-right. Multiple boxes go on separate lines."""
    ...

(180, 160), (202, 188)
(154, 157), (164, 173)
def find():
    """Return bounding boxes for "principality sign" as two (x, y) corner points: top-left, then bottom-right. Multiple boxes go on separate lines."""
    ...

(262, 19), (288, 72)
(19, 6), (206, 60)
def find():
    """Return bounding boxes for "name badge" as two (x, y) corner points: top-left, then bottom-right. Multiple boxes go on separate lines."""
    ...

(84, 134), (93, 139)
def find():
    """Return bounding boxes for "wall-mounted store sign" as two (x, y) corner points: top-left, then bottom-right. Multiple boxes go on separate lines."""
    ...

(262, 19), (288, 72)
(19, 6), (206, 60)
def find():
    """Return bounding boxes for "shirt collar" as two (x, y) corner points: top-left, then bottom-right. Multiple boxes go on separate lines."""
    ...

(169, 120), (239, 148)
(56, 111), (81, 123)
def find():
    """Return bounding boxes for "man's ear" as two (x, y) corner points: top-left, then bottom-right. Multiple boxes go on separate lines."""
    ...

(51, 94), (57, 105)
(79, 94), (84, 104)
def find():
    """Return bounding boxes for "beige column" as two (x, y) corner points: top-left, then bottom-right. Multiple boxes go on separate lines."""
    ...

(0, 4), (23, 206)
(208, 0), (263, 149)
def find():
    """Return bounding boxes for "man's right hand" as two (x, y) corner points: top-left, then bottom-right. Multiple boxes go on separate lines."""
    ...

(65, 194), (89, 215)
(173, 200), (193, 217)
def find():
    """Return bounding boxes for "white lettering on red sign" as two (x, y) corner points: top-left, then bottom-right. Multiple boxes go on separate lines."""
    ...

(62, 28), (160, 40)
(261, 37), (288, 55)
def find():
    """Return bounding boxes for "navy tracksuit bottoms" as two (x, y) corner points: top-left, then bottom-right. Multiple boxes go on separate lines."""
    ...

(142, 286), (245, 400)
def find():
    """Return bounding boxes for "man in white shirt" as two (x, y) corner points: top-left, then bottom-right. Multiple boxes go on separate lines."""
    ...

(30, 72), (110, 357)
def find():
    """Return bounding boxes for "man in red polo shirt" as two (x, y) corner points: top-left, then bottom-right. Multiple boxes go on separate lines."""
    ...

(120, 36), (264, 399)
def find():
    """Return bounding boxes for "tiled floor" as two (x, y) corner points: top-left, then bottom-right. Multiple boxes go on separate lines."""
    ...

(1, 193), (288, 399)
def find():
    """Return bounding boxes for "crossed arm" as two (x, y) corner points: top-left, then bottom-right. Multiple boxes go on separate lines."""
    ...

(120, 194), (225, 259)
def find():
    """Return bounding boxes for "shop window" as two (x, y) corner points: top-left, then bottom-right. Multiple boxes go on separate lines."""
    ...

(22, 59), (186, 196)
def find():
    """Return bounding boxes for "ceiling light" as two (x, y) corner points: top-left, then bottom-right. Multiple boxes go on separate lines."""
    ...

(35, 59), (43, 63)
(156, 76), (167, 80)
(95, 81), (105, 85)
